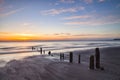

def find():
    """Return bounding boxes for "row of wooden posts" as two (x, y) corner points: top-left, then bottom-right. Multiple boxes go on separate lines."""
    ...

(33, 47), (103, 70)
(59, 48), (103, 70)
(60, 52), (81, 63)
(89, 48), (101, 70)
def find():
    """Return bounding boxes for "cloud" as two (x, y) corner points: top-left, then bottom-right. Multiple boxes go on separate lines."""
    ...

(0, 32), (12, 35)
(98, 0), (105, 2)
(40, 6), (85, 15)
(65, 21), (90, 25)
(83, 0), (105, 4)
(63, 15), (91, 20)
(60, 0), (75, 3)
(0, 0), (4, 4)
(54, 33), (71, 36)
(53, 2), (59, 5)
(65, 19), (120, 26)
(23, 22), (32, 26)
(64, 15), (120, 25)
(71, 33), (120, 39)
(72, 34), (106, 37)
(116, 4), (120, 8)
(83, 0), (93, 4)
(0, 8), (23, 17)
(0, 32), (18, 37)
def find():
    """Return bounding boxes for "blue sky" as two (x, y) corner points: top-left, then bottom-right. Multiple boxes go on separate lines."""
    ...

(0, 0), (120, 40)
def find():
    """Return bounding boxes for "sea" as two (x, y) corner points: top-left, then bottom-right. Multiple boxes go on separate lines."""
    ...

(0, 40), (120, 67)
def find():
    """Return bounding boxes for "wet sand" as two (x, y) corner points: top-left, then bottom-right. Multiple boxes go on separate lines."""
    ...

(0, 46), (120, 80)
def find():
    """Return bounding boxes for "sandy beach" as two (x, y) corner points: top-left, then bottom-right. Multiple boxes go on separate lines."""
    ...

(0, 46), (120, 80)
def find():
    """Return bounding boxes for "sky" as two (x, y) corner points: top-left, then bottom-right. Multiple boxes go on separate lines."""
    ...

(0, 0), (120, 41)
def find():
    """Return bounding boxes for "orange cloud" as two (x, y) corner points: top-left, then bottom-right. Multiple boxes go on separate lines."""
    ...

(63, 15), (90, 20)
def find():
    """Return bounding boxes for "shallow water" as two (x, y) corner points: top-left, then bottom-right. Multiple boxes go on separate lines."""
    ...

(0, 40), (120, 67)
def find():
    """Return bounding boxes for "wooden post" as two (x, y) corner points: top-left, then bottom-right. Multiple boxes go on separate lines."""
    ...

(95, 48), (100, 69)
(62, 53), (64, 60)
(69, 52), (73, 63)
(40, 48), (42, 54)
(48, 51), (51, 56)
(60, 53), (64, 61)
(78, 54), (81, 64)
(60, 53), (62, 60)
(89, 55), (94, 69)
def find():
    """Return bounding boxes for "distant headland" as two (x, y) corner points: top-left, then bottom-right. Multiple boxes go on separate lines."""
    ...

(113, 38), (120, 40)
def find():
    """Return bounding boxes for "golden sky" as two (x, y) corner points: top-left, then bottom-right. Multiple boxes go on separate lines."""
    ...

(0, 32), (119, 41)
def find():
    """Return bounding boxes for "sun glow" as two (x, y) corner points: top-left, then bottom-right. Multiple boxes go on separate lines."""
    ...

(16, 33), (35, 37)
(0, 32), (119, 41)
(13, 33), (36, 41)
(0, 32), (38, 41)
(18, 37), (30, 40)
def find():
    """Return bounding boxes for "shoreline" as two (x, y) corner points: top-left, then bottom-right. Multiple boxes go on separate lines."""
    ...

(0, 45), (120, 54)
(0, 46), (120, 80)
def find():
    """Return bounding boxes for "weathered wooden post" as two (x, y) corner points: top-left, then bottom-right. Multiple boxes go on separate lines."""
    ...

(95, 48), (100, 69)
(89, 55), (94, 69)
(40, 48), (42, 54)
(32, 46), (34, 51)
(60, 53), (64, 61)
(48, 51), (51, 56)
(60, 53), (62, 60)
(69, 52), (73, 63)
(62, 53), (64, 60)
(78, 54), (81, 64)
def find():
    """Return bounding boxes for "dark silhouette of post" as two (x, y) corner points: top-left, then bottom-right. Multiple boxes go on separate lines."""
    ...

(69, 52), (73, 63)
(48, 51), (51, 55)
(60, 53), (62, 60)
(95, 48), (100, 69)
(32, 46), (35, 51)
(78, 54), (81, 64)
(89, 55), (94, 69)
(32, 47), (33, 50)
(40, 48), (42, 54)
(62, 53), (64, 60)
